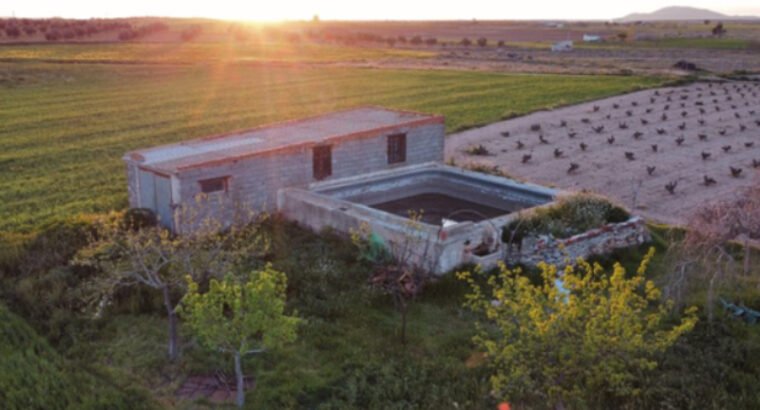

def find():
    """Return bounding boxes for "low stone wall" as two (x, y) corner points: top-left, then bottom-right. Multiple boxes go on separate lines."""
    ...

(509, 216), (650, 267)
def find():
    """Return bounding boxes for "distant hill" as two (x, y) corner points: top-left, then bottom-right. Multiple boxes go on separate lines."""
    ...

(618, 6), (757, 22)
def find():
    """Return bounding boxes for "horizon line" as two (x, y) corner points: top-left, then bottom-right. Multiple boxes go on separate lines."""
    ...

(1, 15), (759, 22)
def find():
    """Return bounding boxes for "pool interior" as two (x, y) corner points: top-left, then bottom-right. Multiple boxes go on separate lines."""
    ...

(370, 192), (513, 225)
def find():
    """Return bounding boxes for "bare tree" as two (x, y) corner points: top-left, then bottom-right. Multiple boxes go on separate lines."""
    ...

(667, 184), (760, 320)
(352, 211), (437, 345)
(75, 196), (268, 361)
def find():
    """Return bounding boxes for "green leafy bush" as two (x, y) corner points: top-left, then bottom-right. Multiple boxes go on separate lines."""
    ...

(0, 215), (98, 279)
(502, 193), (631, 241)
(121, 208), (157, 231)
(634, 319), (760, 409)
(263, 219), (371, 320)
(1, 212), (164, 345)
(310, 360), (491, 409)
(248, 346), (490, 409)
(0, 216), (105, 344)
(0, 304), (155, 410)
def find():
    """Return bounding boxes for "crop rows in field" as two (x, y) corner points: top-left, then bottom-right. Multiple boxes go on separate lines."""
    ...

(0, 42), (434, 64)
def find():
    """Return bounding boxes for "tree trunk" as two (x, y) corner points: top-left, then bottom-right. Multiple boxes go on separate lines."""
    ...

(162, 286), (179, 361)
(400, 302), (408, 346)
(707, 269), (720, 322)
(744, 237), (750, 277)
(234, 351), (245, 408)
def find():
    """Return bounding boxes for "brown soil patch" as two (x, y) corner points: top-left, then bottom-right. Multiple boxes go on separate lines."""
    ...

(176, 373), (254, 404)
(447, 81), (760, 225)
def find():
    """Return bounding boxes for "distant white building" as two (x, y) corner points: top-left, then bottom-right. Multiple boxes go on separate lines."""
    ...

(583, 34), (602, 42)
(551, 40), (573, 52)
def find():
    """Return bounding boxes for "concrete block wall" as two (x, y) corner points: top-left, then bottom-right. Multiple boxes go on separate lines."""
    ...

(172, 122), (445, 219)
(330, 122), (444, 179)
(126, 163), (139, 208)
(177, 147), (311, 217)
(278, 187), (461, 274)
(313, 163), (555, 209)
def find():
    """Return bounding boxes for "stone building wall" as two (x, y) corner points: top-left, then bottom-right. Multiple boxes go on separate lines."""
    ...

(509, 216), (650, 267)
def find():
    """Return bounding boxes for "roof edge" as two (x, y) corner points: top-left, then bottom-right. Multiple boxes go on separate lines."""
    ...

(172, 115), (444, 172)
(123, 106), (443, 160)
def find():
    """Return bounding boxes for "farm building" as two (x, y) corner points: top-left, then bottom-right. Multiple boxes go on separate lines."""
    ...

(124, 106), (564, 273)
(123, 107), (445, 231)
(583, 34), (602, 42)
(551, 40), (574, 52)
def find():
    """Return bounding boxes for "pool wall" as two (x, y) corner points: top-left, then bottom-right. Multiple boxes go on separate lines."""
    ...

(312, 163), (553, 212)
(277, 162), (557, 274)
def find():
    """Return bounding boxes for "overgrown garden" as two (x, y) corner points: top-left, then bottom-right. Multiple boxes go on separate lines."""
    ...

(2, 190), (760, 408)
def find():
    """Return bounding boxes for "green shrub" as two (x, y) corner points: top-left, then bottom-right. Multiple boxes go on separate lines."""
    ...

(263, 218), (371, 320)
(312, 360), (492, 409)
(503, 193), (631, 241)
(9, 266), (94, 344)
(249, 351), (491, 409)
(121, 208), (157, 231)
(0, 231), (31, 279)
(0, 212), (165, 344)
(634, 319), (760, 409)
(0, 214), (98, 279)
(0, 215), (108, 344)
(0, 304), (156, 410)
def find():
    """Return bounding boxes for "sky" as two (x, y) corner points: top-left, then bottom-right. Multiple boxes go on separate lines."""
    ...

(1, 1), (759, 21)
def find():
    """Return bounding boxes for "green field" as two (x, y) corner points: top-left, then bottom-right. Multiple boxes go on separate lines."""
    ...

(573, 37), (758, 51)
(0, 42), (434, 64)
(0, 62), (663, 233)
(637, 37), (757, 50)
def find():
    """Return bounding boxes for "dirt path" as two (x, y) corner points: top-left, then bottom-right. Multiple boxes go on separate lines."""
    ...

(176, 373), (254, 404)
(447, 80), (760, 225)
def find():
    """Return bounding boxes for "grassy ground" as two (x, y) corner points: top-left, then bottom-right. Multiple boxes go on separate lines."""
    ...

(0, 62), (663, 233)
(633, 37), (757, 50)
(574, 37), (758, 50)
(39, 221), (491, 409)
(0, 42), (434, 64)
(450, 37), (757, 51)
(0, 304), (156, 409)
(1, 192), (758, 409)
(7, 217), (757, 409)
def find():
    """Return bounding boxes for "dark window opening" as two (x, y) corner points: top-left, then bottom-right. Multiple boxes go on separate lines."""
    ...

(199, 177), (228, 194)
(388, 133), (407, 164)
(313, 145), (332, 180)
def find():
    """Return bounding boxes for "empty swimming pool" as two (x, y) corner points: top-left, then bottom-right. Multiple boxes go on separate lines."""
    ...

(278, 162), (557, 274)
(371, 193), (513, 224)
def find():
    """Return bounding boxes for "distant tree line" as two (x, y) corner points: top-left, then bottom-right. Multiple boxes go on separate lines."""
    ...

(225, 26), (446, 48)
(0, 18), (132, 41)
(0, 16), (515, 50)
(117, 21), (169, 41)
